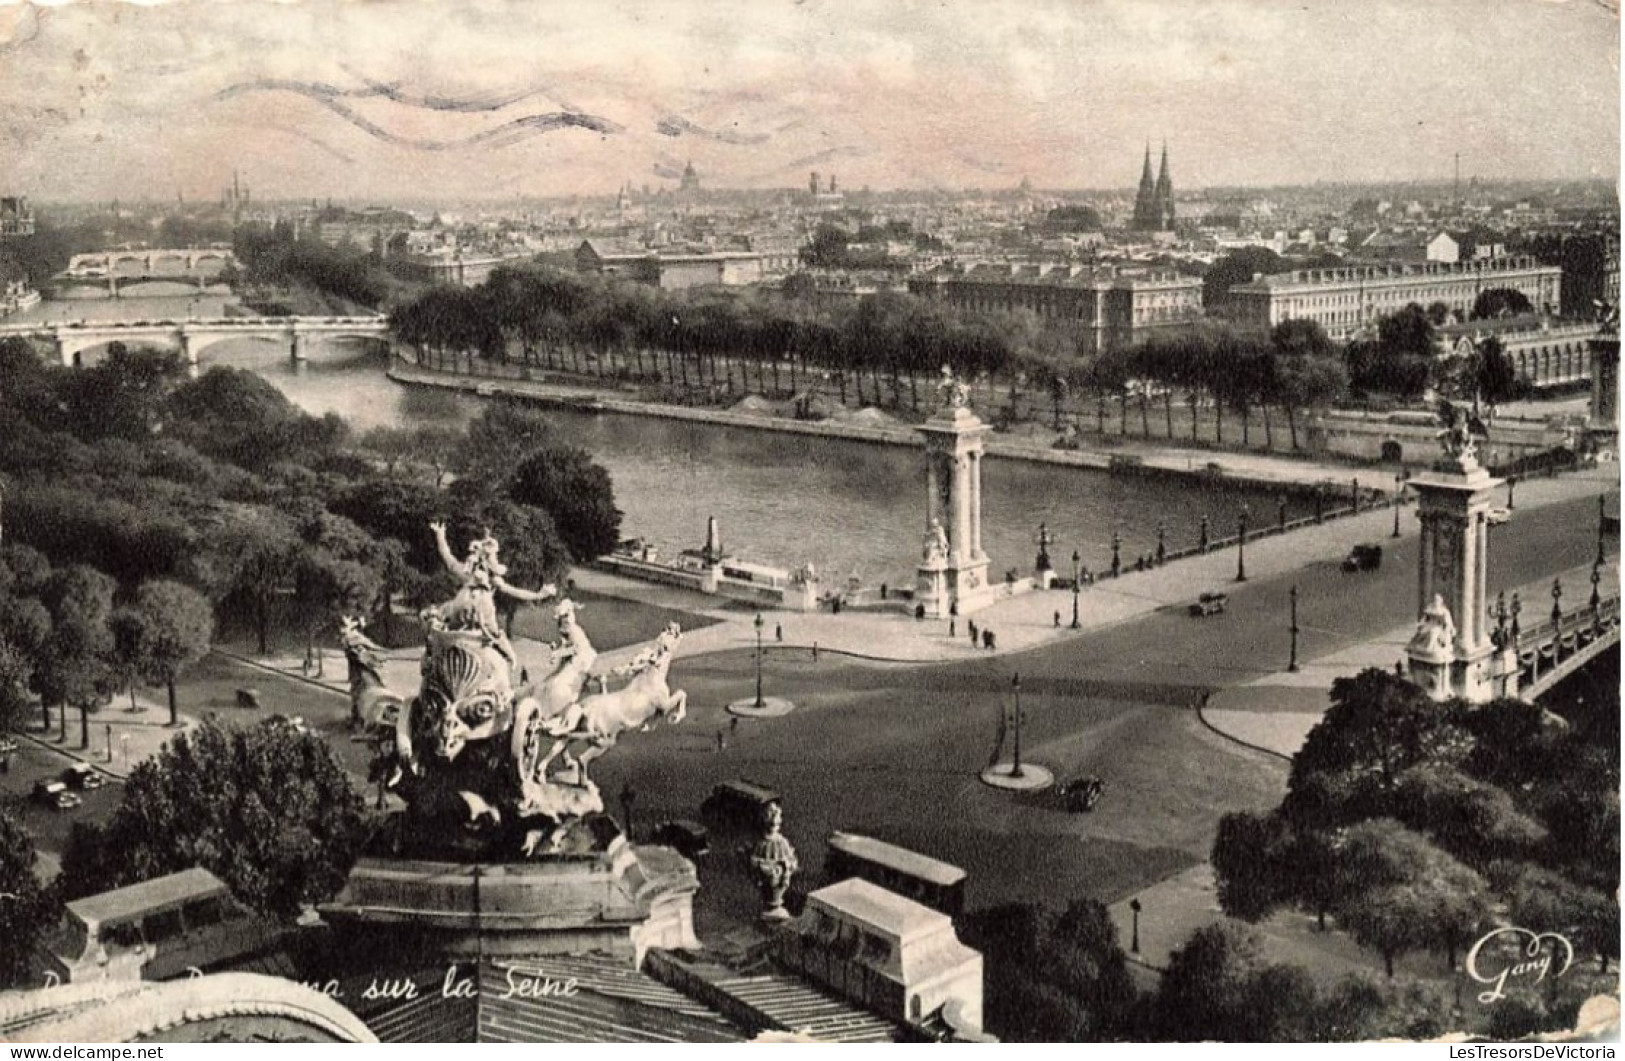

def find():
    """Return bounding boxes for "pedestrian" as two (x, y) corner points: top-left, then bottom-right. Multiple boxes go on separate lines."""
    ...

(915, 603), (925, 621)
(812, 641), (820, 662)
(880, 583), (888, 600)
(775, 623), (783, 643)
(730, 716), (740, 735)
(1053, 610), (1061, 628)
(716, 729), (727, 752)
(982, 628), (993, 650)
(301, 646), (313, 677)
(968, 620), (978, 645)
(949, 618), (956, 638)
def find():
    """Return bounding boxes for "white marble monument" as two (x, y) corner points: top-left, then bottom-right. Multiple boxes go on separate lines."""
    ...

(916, 368), (994, 618)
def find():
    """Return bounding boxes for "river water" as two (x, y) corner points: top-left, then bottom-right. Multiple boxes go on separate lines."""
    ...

(21, 291), (1315, 584)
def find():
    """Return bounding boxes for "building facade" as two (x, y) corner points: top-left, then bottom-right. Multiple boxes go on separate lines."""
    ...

(1436, 316), (1599, 391)
(0, 196), (34, 237)
(1229, 256), (1562, 339)
(908, 262), (1204, 355)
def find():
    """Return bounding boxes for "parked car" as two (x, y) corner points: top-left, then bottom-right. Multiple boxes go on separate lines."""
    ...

(1060, 776), (1105, 813)
(1342, 543), (1384, 572)
(34, 780), (82, 811)
(1188, 592), (1228, 617)
(1487, 508), (1511, 526)
(700, 779), (781, 830)
(62, 764), (104, 790)
(650, 819), (711, 860)
(262, 714), (309, 735)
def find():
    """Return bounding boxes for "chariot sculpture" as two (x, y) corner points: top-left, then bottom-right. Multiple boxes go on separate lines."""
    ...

(350, 523), (690, 860)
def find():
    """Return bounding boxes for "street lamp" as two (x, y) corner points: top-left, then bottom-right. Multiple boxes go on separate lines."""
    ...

(1288, 584), (1300, 672)
(1590, 562), (1602, 612)
(1551, 579), (1563, 627)
(1199, 514), (1210, 553)
(1507, 476), (1516, 511)
(1392, 474), (1404, 539)
(1510, 592), (1522, 641)
(1129, 898), (1142, 954)
(1235, 506), (1249, 583)
(1070, 550), (1081, 630)
(1110, 530), (1122, 578)
(1010, 673), (1024, 780)
(753, 613), (766, 708)
(1156, 521), (1166, 565)
(1598, 494), (1609, 568)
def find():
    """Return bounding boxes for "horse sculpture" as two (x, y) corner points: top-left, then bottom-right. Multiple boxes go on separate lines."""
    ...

(512, 599), (598, 789)
(549, 622), (688, 788)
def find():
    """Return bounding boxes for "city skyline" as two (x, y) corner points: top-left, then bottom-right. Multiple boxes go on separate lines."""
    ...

(0, 0), (1619, 202)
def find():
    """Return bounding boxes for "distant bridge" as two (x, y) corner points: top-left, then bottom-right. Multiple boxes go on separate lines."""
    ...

(0, 314), (389, 369)
(49, 248), (237, 297)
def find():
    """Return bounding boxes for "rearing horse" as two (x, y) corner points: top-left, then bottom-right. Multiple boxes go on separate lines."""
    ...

(512, 599), (597, 785)
(554, 622), (688, 787)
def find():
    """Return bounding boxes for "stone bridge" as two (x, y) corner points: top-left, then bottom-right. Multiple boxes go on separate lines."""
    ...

(1509, 591), (1620, 702)
(50, 248), (237, 296)
(0, 314), (389, 369)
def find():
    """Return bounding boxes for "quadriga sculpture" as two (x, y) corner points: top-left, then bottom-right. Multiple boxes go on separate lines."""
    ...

(361, 524), (689, 860)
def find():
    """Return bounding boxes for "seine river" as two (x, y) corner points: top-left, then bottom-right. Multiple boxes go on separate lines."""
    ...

(22, 290), (1314, 584)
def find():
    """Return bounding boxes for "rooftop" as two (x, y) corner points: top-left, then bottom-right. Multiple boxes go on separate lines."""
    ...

(66, 867), (227, 929)
(807, 878), (951, 942)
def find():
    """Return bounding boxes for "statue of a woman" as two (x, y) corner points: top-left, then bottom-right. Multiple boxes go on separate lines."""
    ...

(427, 521), (556, 669)
(923, 517), (950, 564)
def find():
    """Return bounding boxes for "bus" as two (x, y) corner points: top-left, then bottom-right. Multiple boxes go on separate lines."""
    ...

(824, 832), (967, 918)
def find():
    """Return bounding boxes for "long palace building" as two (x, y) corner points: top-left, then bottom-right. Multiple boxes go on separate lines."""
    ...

(1229, 256), (1562, 339)
(908, 263), (1204, 355)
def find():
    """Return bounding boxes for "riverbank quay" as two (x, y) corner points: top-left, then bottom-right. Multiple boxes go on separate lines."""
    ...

(576, 461), (1615, 672)
(388, 359), (1414, 494)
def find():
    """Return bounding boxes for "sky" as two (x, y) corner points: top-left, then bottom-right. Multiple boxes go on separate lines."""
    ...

(0, 0), (1618, 202)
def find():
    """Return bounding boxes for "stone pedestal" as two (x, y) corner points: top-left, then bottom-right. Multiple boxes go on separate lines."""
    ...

(1407, 453), (1504, 702)
(916, 405), (994, 618)
(319, 837), (699, 966)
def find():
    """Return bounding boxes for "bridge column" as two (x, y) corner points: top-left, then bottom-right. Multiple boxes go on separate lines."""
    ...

(56, 337), (72, 368)
(180, 331), (199, 378)
(1405, 446), (1503, 704)
(291, 329), (308, 364)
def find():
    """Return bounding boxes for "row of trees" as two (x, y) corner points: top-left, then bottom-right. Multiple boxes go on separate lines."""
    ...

(232, 222), (390, 310)
(1210, 668), (1617, 1020)
(391, 262), (1528, 453)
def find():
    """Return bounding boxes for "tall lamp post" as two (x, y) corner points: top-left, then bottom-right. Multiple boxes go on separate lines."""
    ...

(1235, 506), (1249, 583)
(753, 612), (766, 708)
(1288, 584), (1300, 672)
(1070, 550), (1082, 630)
(1510, 592), (1522, 642)
(1392, 474), (1404, 539)
(1590, 562), (1602, 612)
(1129, 898), (1142, 954)
(1010, 674), (1024, 780)
(1551, 579), (1563, 627)
(1110, 530), (1122, 579)
(1598, 494), (1609, 568)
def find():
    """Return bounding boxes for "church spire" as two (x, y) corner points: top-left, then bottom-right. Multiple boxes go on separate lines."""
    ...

(1140, 142), (1154, 186)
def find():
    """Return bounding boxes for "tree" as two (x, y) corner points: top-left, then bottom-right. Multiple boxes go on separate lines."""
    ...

(36, 565), (118, 749)
(454, 400), (557, 488)
(61, 718), (367, 921)
(1333, 819), (1491, 975)
(507, 446), (623, 562)
(1212, 810), (1293, 921)
(206, 505), (301, 655)
(0, 810), (58, 987)
(130, 580), (215, 727)
(1312, 972), (1451, 1042)
(1284, 668), (1472, 828)
(1272, 320), (1347, 450)
(1471, 287), (1534, 321)
(1152, 922), (1316, 1041)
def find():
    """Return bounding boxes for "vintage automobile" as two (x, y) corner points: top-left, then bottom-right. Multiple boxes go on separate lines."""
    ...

(1342, 543), (1384, 572)
(1188, 592), (1229, 617)
(1060, 776), (1106, 813)
(34, 780), (83, 811)
(62, 764), (104, 790)
(262, 714), (310, 735)
(699, 779), (781, 830)
(649, 819), (711, 861)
